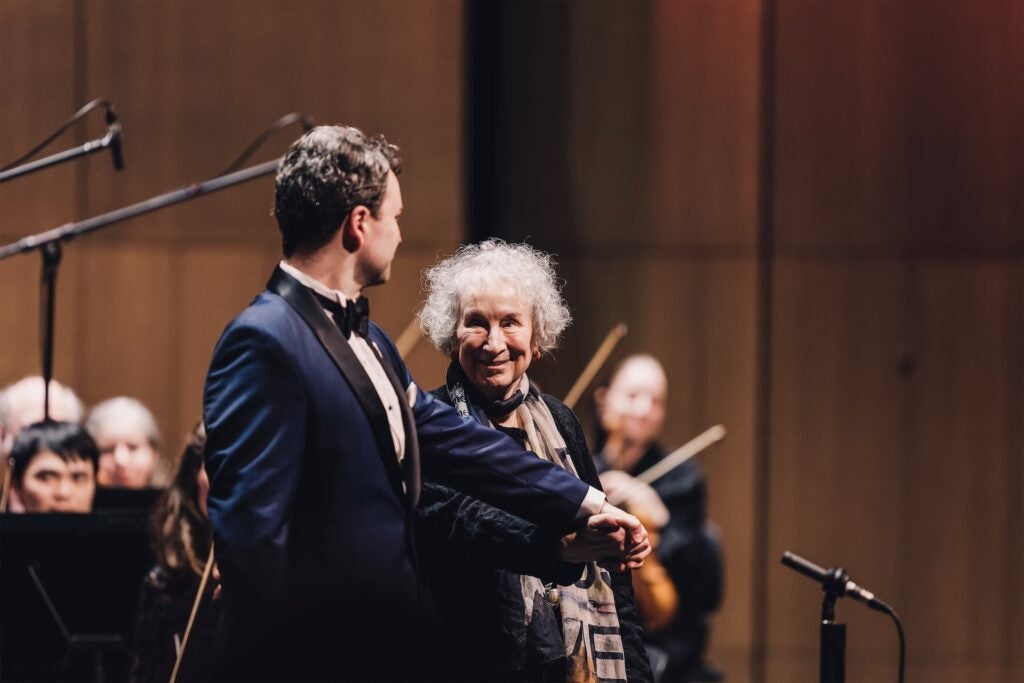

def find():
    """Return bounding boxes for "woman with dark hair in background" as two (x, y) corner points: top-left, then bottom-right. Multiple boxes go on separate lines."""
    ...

(131, 423), (216, 682)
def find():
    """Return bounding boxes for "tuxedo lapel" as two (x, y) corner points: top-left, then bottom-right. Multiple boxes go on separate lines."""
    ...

(266, 267), (405, 500)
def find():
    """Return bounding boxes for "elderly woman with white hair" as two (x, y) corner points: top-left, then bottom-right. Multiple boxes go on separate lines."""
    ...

(415, 239), (651, 683)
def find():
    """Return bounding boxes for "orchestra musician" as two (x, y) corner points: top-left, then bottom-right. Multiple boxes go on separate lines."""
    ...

(594, 355), (723, 683)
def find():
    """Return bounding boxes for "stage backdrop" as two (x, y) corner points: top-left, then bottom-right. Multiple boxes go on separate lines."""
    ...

(2, 2), (1021, 682)
(466, 1), (1021, 682)
(0, 0), (461, 459)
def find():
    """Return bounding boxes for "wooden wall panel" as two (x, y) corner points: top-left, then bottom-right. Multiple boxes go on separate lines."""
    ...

(1, 0), (463, 462)
(697, 259), (759, 676)
(774, 0), (1024, 251)
(768, 1), (1024, 680)
(900, 261), (1023, 680)
(481, 3), (762, 678)
(547, 252), (759, 679)
(0, 249), (87, 394)
(0, 0), (78, 239)
(372, 245), (454, 392)
(176, 243), (280, 450)
(766, 260), (910, 683)
(648, 0), (762, 248)
(72, 244), (177, 473)
(78, 0), (464, 246)
(0, 0), (79, 387)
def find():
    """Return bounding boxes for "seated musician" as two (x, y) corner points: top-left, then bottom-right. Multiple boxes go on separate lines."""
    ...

(6, 420), (98, 513)
(0, 376), (85, 455)
(415, 239), (652, 683)
(594, 355), (723, 683)
(131, 422), (217, 683)
(86, 396), (165, 488)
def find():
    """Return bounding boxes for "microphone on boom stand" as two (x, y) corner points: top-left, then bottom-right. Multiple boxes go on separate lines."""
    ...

(104, 106), (124, 171)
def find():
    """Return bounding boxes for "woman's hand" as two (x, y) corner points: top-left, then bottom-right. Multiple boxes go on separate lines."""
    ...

(566, 505), (652, 571)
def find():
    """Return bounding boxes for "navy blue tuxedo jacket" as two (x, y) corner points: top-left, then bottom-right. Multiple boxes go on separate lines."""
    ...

(202, 268), (593, 679)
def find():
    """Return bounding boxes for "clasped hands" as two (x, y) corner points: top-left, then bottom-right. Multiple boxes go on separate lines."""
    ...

(559, 501), (651, 572)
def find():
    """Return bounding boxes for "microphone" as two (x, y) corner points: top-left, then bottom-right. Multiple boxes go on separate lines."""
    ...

(105, 106), (124, 171)
(781, 551), (891, 613)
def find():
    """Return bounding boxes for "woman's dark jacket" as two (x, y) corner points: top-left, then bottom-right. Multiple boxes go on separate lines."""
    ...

(414, 387), (652, 682)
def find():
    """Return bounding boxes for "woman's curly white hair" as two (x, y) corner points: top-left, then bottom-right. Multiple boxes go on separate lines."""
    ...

(419, 239), (572, 356)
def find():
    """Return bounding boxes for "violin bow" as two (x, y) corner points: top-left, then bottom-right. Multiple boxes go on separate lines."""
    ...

(563, 323), (628, 410)
(169, 546), (215, 683)
(608, 424), (726, 507)
(395, 317), (423, 360)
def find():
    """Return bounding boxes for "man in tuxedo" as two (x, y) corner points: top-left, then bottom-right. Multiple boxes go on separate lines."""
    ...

(202, 126), (649, 681)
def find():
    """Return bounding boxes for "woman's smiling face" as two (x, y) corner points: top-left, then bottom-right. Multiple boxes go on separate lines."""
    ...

(453, 286), (540, 402)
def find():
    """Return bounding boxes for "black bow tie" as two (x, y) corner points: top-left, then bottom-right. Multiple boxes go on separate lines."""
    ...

(313, 291), (370, 338)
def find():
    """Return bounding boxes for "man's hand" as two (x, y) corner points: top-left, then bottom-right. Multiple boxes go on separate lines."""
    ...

(570, 504), (651, 572)
(559, 520), (628, 564)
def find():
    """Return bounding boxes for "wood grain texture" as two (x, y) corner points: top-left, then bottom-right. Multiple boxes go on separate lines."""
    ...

(0, 0), (463, 459)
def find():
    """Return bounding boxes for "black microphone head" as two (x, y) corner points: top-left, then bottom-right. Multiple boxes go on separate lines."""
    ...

(109, 125), (124, 171)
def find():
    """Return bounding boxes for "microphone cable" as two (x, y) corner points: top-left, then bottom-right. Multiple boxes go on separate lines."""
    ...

(213, 111), (315, 178)
(0, 98), (117, 172)
(874, 599), (906, 683)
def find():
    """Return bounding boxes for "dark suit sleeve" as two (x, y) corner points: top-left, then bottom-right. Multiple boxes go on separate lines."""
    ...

(203, 321), (307, 613)
(371, 331), (598, 532)
(413, 388), (597, 532)
(415, 481), (584, 584)
(545, 397), (654, 683)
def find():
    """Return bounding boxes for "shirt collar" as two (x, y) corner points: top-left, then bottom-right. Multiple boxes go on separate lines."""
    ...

(279, 260), (352, 308)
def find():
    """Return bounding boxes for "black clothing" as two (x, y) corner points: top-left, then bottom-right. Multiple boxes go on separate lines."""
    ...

(131, 566), (219, 682)
(415, 386), (653, 683)
(595, 446), (723, 683)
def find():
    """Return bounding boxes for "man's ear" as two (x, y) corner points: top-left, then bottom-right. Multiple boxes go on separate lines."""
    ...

(341, 206), (371, 253)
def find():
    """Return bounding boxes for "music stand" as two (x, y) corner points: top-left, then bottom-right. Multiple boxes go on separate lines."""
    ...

(0, 512), (152, 682)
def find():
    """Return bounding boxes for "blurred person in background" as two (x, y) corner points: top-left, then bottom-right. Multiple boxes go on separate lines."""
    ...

(86, 396), (165, 488)
(6, 420), (98, 513)
(0, 376), (85, 454)
(131, 422), (216, 682)
(594, 355), (723, 683)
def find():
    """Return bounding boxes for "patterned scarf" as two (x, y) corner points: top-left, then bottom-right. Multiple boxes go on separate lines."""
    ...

(445, 363), (628, 682)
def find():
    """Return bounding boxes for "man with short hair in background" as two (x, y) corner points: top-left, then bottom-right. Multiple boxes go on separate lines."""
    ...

(7, 421), (98, 513)
(0, 376), (85, 455)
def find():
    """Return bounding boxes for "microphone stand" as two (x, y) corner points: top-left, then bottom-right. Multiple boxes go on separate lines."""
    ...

(782, 551), (905, 683)
(0, 125), (121, 184)
(0, 159), (281, 418)
(818, 567), (848, 683)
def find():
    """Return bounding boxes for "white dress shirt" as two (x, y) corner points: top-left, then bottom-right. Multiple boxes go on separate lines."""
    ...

(279, 261), (408, 463)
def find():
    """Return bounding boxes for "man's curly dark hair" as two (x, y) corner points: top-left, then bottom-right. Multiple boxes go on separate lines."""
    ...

(273, 126), (402, 257)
